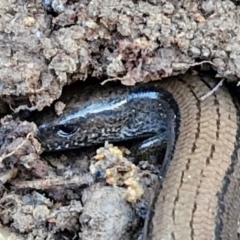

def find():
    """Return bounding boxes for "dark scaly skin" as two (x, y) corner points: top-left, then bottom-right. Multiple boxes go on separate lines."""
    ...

(36, 74), (240, 240)
(36, 82), (176, 154)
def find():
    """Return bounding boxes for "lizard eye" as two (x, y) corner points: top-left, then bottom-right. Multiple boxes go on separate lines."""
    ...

(56, 125), (78, 137)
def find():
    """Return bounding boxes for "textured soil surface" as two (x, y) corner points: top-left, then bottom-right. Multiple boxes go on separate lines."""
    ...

(1, 0), (240, 239)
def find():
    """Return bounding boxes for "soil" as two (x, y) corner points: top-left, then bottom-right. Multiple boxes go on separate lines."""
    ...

(1, 0), (240, 239)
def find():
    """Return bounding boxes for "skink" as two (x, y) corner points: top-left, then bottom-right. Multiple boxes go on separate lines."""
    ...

(36, 74), (240, 240)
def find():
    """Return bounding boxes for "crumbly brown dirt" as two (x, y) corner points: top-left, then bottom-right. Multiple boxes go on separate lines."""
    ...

(1, 0), (240, 239)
